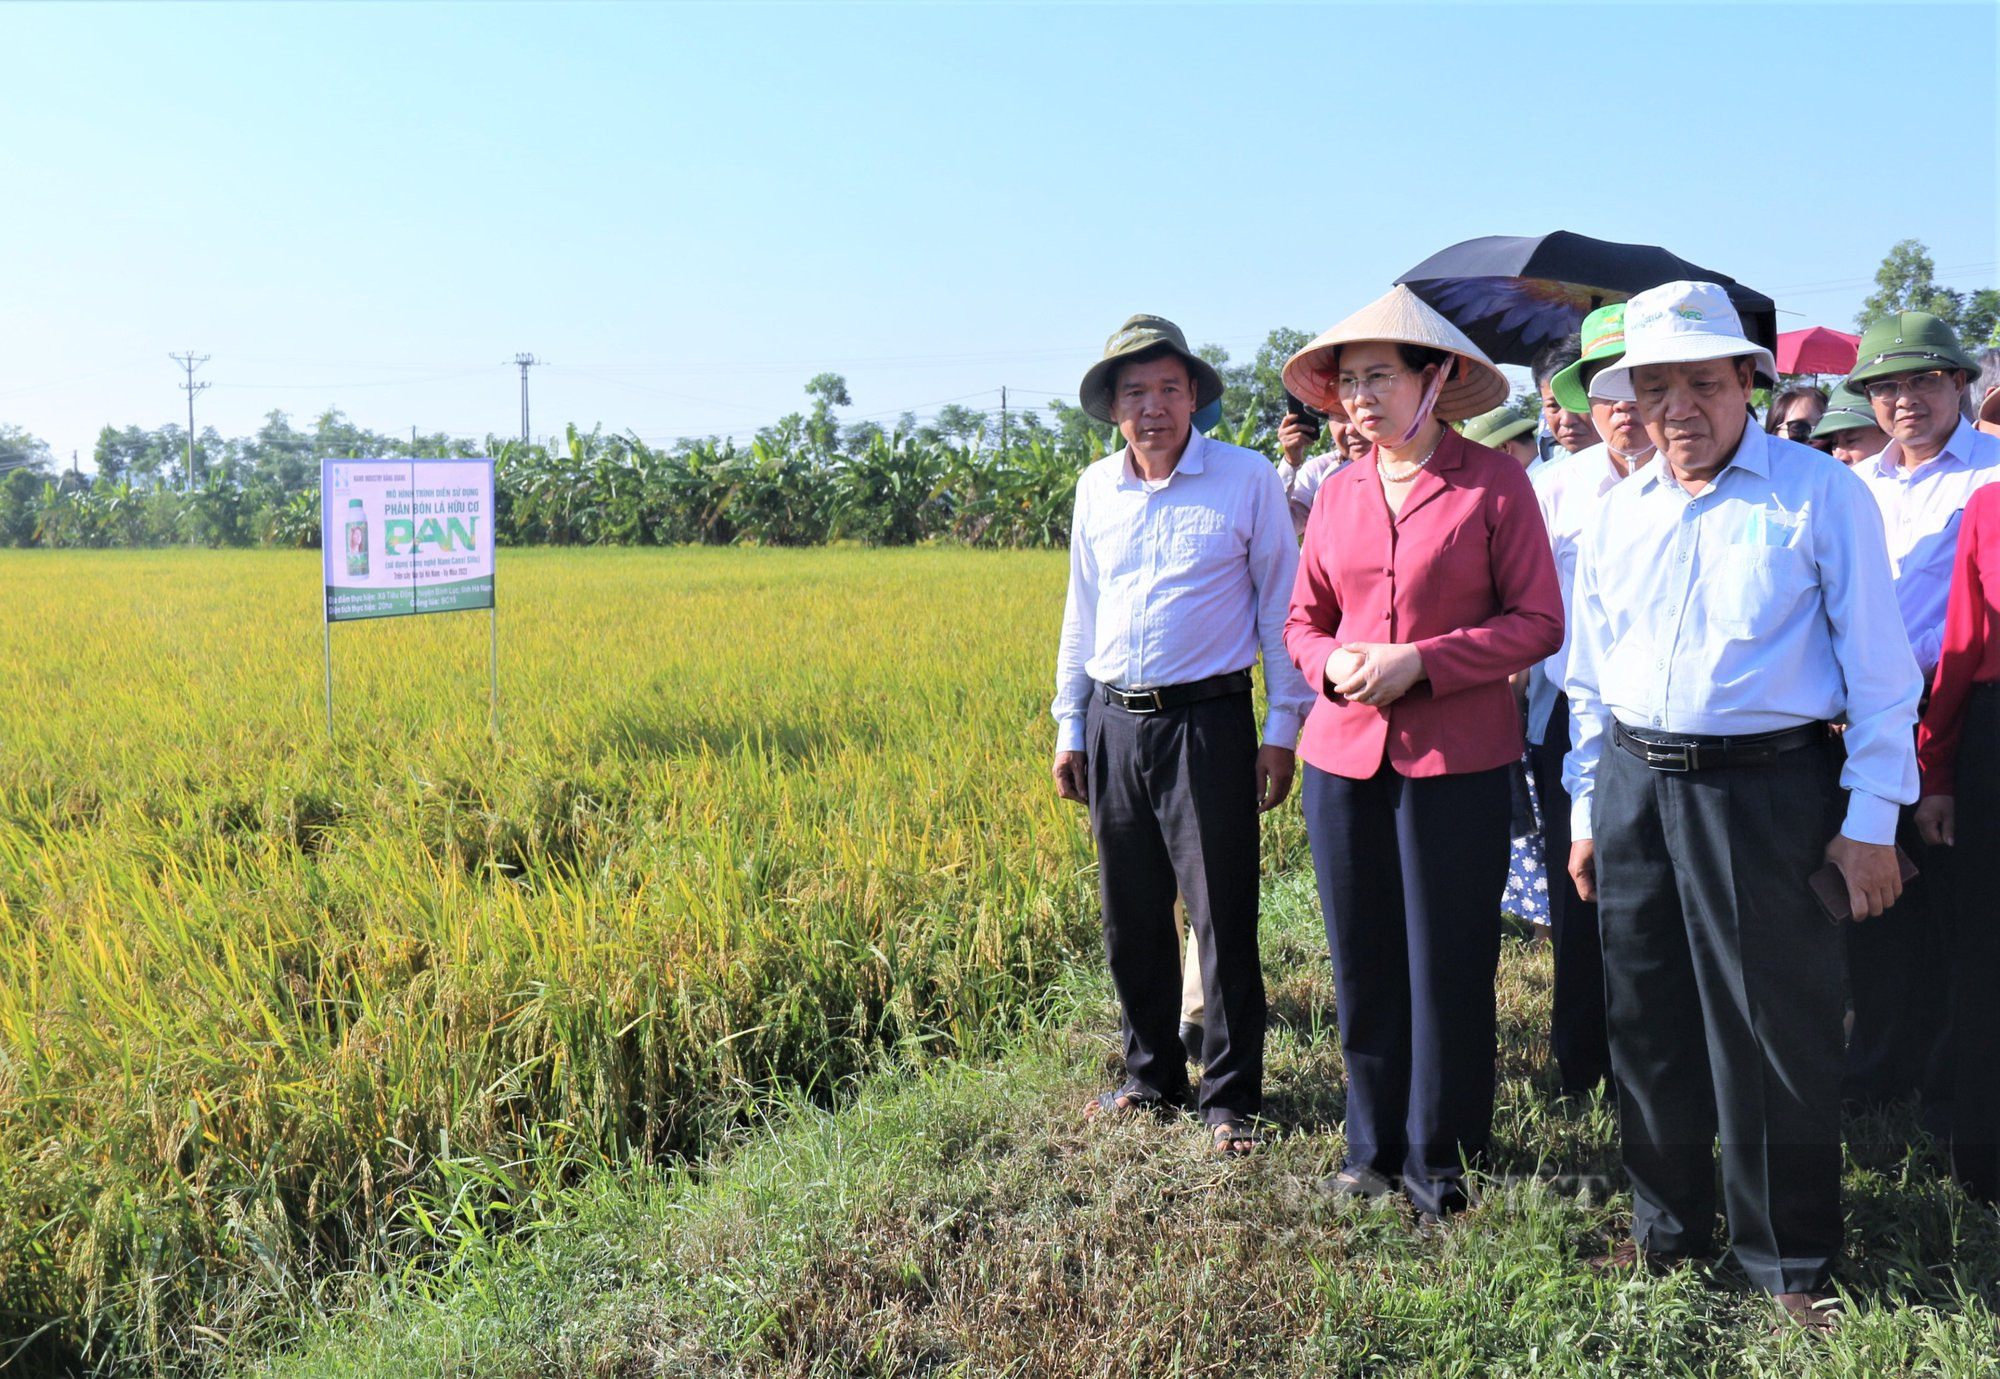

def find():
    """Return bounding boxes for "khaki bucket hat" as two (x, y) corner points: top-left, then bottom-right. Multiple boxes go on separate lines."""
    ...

(1078, 314), (1225, 423)
(1282, 285), (1511, 422)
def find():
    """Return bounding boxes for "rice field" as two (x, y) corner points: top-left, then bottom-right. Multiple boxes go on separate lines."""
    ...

(0, 547), (1300, 1372)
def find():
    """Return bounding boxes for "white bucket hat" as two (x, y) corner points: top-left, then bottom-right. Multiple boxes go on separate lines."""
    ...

(1588, 280), (1778, 401)
(1283, 285), (1511, 422)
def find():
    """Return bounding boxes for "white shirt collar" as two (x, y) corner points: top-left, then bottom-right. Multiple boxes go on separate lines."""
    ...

(1874, 414), (1981, 479)
(1117, 427), (1207, 487)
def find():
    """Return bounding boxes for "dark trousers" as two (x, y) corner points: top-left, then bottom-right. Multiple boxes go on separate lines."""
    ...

(1529, 693), (1610, 1092)
(1086, 689), (1265, 1125)
(1843, 810), (1951, 1116)
(1595, 736), (1846, 1295)
(1941, 683), (2000, 1202)
(1302, 760), (1510, 1217)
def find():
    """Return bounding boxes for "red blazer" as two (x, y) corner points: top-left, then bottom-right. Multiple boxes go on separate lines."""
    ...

(1285, 430), (1563, 778)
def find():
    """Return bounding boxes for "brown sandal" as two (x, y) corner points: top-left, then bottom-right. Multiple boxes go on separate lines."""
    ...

(1210, 1120), (1266, 1156)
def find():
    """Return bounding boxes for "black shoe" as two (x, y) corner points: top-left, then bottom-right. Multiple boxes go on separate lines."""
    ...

(1179, 1021), (1204, 1065)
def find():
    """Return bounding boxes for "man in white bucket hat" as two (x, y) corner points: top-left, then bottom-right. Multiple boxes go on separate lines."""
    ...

(1563, 281), (1921, 1329)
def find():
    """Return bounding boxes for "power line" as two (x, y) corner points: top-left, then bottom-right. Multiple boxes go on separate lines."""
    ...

(509, 353), (543, 445)
(168, 351), (210, 489)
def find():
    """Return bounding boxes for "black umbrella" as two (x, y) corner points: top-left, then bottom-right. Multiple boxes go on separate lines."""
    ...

(1395, 231), (1777, 368)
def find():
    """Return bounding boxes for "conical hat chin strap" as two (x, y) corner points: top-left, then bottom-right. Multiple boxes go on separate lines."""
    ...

(1397, 356), (1455, 446)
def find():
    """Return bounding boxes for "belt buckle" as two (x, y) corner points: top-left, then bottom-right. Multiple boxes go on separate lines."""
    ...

(1121, 688), (1164, 714)
(1644, 742), (1692, 772)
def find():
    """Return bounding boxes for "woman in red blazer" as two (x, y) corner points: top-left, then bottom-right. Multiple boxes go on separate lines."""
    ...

(1913, 480), (2000, 1204)
(1282, 287), (1563, 1221)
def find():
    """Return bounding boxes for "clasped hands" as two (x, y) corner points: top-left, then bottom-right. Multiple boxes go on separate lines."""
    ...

(1325, 642), (1426, 708)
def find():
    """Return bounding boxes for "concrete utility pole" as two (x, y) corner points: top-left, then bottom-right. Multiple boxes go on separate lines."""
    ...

(999, 385), (1009, 461)
(169, 352), (211, 488)
(510, 353), (542, 446)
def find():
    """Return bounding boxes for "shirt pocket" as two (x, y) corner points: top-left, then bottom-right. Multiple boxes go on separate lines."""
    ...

(1709, 543), (1814, 638)
(1168, 507), (1237, 569)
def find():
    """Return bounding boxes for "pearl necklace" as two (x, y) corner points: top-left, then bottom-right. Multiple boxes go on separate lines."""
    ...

(1377, 430), (1445, 484)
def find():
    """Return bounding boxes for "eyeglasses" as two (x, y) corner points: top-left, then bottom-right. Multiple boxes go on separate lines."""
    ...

(1335, 370), (1404, 399)
(1862, 369), (1956, 402)
(1779, 420), (1814, 441)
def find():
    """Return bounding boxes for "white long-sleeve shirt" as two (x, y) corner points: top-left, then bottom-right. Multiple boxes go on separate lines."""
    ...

(1054, 430), (1314, 754)
(1525, 443), (1647, 746)
(1853, 416), (2000, 675)
(1563, 424), (1920, 845)
(1277, 451), (1351, 539)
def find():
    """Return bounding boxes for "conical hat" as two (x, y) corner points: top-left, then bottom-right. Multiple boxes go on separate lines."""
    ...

(1283, 285), (1511, 422)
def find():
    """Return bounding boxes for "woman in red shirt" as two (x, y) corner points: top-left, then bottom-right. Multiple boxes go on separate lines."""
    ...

(1282, 286), (1563, 1220)
(1914, 480), (2000, 1204)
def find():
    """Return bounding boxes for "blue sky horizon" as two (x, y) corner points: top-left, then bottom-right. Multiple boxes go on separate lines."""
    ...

(3, 0), (1995, 468)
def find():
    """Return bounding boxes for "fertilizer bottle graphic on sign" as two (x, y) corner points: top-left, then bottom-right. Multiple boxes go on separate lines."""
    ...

(345, 498), (369, 576)
(322, 458), (495, 623)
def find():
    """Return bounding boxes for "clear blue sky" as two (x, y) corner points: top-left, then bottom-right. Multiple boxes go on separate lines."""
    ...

(2, 1), (1994, 466)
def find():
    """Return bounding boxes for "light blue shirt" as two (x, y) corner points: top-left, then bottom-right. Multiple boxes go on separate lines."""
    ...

(1054, 430), (1314, 754)
(1563, 423), (1920, 846)
(1525, 442), (1648, 745)
(1853, 416), (2000, 674)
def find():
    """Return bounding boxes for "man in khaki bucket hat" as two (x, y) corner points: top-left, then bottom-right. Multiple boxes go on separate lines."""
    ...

(1053, 313), (1313, 1155)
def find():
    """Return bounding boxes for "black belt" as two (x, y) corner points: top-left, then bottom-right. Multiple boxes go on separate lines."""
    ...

(1099, 669), (1252, 715)
(1613, 720), (1828, 773)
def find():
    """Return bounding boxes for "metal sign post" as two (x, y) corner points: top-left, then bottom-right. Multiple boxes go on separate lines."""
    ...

(320, 456), (498, 741)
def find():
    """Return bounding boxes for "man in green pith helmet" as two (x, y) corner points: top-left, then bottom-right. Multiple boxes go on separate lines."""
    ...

(1812, 383), (1889, 467)
(1522, 302), (1654, 1098)
(1462, 406), (1540, 467)
(1846, 313), (2000, 1160)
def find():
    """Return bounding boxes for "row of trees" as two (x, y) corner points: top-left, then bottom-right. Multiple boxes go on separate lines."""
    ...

(6, 240), (1993, 551)
(0, 330), (1320, 550)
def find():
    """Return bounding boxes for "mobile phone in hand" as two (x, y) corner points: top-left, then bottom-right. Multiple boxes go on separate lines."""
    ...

(1283, 390), (1322, 441)
(1809, 847), (1920, 923)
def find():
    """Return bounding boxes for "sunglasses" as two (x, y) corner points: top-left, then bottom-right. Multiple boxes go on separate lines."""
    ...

(1779, 420), (1815, 441)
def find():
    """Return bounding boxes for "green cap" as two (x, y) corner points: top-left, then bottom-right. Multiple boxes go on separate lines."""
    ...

(1460, 405), (1536, 449)
(1847, 312), (1979, 390)
(1078, 314), (1226, 424)
(1811, 383), (1879, 440)
(1550, 303), (1627, 414)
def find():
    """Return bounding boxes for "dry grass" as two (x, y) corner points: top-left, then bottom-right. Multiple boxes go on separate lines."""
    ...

(241, 877), (2000, 1379)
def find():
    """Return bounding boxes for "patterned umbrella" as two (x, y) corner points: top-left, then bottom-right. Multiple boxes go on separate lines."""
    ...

(1396, 231), (1778, 368)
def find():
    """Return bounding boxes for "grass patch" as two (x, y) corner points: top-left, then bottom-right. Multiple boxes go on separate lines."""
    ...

(234, 875), (2000, 1379)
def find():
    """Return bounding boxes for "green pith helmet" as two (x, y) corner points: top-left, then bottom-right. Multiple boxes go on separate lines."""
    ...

(1847, 312), (1980, 391)
(1812, 383), (1878, 440)
(1550, 303), (1627, 414)
(1460, 405), (1537, 449)
(1078, 314), (1226, 423)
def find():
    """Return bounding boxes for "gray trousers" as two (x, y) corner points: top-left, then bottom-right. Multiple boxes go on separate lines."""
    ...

(1595, 734), (1846, 1295)
(1086, 689), (1265, 1124)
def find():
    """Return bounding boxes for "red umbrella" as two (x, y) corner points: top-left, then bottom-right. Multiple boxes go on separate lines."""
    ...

(1776, 327), (1861, 376)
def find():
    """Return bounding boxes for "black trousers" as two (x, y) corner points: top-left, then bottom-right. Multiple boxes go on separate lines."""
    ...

(1595, 735), (1846, 1295)
(1086, 688), (1265, 1125)
(1941, 683), (2000, 1202)
(1843, 811), (1951, 1115)
(1529, 693), (1611, 1093)
(1302, 760), (1510, 1217)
